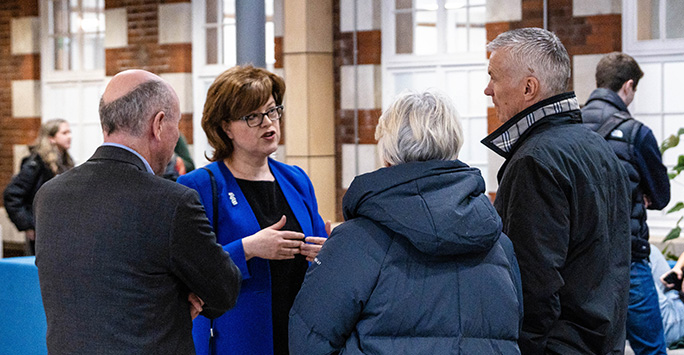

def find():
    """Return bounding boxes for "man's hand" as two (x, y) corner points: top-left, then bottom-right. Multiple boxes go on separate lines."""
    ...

(26, 229), (35, 241)
(188, 293), (204, 320)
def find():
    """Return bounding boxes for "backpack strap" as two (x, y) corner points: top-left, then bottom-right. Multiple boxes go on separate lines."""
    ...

(596, 111), (632, 138)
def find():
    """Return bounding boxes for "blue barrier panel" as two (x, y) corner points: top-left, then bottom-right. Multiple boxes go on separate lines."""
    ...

(0, 256), (47, 355)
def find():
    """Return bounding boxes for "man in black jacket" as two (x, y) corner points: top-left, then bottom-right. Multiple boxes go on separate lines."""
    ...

(481, 28), (632, 354)
(582, 52), (670, 355)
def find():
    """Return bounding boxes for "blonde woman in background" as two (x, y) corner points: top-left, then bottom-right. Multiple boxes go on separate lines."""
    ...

(4, 118), (74, 255)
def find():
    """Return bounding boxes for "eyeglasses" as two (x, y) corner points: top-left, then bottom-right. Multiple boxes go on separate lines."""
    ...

(238, 105), (284, 127)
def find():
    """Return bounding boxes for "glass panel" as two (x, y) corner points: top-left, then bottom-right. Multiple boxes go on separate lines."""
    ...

(266, 21), (275, 66)
(415, 10), (437, 55)
(415, 0), (438, 11)
(266, 0), (274, 16)
(80, 10), (101, 33)
(446, 7), (467, 53)
(70, 34), (81, 71)
(637, 0), (660, 40)
(446, 70), (469, 112)
(395, 12), (414, 54)
(445, 0), (467, 10)
(666, 0), (684, 39)
(393, 71), (438, 94)
(70, 5), (80, 34)
(468, 69), (487, 116)
(53, 0), (68, 35)
(206, 0), (218, 23)
(223, 23), (237, 66)
(395, 0), (413, 10)
(82, 33), (103, 71)
(206, 27), (218, 65)
(663, 62), (684, 113)
(662, 114), (684, 166)
(54, 36), (70, 71)
(223, 0), (236, 18)
(632, 63), (662, 114)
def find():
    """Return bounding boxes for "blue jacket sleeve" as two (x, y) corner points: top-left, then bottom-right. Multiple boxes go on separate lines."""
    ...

(634, 126), (670, 210)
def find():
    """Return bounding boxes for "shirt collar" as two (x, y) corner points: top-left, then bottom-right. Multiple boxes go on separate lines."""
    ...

(101, 142), (155, 174)
(481, 92), (580, 159)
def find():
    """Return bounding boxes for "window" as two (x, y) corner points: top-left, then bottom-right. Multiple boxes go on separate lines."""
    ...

(47, 0), (105, 72)
(624, 0), (684, 55)
(203, 0), (275, 68)
(623, 0), (684, 236)
(392, 0), (486, 57)
(382, 0), (489, 180)
(41, 0), (106, 164)
(193, 0), (277, 167)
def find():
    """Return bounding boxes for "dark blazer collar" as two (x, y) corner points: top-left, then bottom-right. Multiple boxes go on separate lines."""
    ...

(90, 145), (148, 172)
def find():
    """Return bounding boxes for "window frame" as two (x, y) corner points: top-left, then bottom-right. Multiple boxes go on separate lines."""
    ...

(623, 0), (684, 56)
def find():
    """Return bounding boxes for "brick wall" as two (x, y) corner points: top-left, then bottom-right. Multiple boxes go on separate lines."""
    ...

(485, 0), (622, 132)
(0, 1), (41, 206)
(333, 0), (382, 221)
(105, 0), (193, 143)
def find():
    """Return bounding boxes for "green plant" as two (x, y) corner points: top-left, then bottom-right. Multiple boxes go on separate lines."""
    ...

(660, 128), (684, 259)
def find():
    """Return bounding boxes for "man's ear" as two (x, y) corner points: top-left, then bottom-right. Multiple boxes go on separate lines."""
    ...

(151, 111), (165, 141)
(620, 79), (635, 94)
(523, 76), (540, 102)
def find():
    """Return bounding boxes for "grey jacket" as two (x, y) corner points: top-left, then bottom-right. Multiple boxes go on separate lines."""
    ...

(35, 146), (241, 355)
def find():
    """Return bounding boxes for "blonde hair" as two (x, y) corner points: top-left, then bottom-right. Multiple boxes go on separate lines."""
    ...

(202, 65), (286, 161)
(30, 118), (74, 174)
(375, 90), (464, 166)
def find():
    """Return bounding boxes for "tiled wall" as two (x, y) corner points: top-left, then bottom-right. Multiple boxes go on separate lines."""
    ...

(104, 0), (194, 144)
(0, 1), (42, 247)
(485, 0), (622, 132)
(333, 0), (382, 221)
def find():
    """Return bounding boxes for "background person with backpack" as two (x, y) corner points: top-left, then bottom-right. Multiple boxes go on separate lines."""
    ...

(582, 51), (671, 355)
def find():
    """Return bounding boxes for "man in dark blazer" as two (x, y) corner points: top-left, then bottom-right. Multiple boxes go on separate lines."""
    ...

(34, 69), (241, 354)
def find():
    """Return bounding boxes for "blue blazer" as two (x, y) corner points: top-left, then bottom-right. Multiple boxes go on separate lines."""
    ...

(177, 158), (328, 355)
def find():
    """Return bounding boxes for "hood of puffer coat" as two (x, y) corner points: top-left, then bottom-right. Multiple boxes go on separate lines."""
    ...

(342, 160), (502, 256)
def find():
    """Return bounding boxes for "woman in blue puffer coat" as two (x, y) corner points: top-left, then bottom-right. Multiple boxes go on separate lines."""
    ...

(289, 90), (523, 354)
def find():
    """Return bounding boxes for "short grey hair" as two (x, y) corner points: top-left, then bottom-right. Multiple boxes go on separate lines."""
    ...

(99, 80), (177, 136)
(375, 90), (464, 166)
(487, 27), (570, 98)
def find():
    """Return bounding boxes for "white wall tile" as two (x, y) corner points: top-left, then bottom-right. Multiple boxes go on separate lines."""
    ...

(159, 3), (192, 44)
(274, 0), (284, 37)
(342, 143), (380, 188)
(486, 0), (522, 23)
(1, 208), (24, 244)
(11, 17), (39, 55)
(13, 144), (29, 174)
(340, 0), (380, 32)
(105, 8), (128, 49)
(573, 54), (603, 106)
(160, 73), (193, 114)
(341, 64), (381, 110)
(12, 80), (41, 118)
(573, 0), (621, 17)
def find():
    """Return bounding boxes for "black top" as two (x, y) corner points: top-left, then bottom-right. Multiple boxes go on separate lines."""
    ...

(235, 178), (308, 355)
